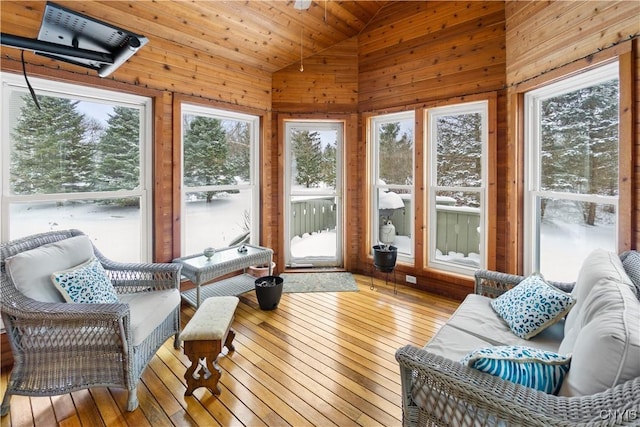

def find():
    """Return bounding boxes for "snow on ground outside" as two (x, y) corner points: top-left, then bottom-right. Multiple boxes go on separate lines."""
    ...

(10, 193), (615, 282)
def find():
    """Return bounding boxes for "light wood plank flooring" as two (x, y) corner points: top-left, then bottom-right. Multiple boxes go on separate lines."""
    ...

(0, 274), (460, 427)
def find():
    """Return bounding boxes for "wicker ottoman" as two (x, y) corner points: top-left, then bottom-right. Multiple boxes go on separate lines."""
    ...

(179, 296), (239, 396)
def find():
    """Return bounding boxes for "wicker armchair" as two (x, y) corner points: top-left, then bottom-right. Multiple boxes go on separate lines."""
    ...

(0, 229), (182, 415)
(396, 269), (640, 426)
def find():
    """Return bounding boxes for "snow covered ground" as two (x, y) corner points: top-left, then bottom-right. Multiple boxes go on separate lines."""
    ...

(8, 193), (615, 282)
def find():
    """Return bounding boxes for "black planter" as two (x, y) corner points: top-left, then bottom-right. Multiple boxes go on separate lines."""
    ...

(254, 275), (284, 310)
(373, 245), (398, 273)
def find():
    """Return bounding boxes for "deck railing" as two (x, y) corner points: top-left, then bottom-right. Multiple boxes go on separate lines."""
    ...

(290, 197), (480, 257)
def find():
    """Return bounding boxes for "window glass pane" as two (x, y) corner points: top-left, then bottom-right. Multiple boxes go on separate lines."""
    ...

(9, 199), (141, 262)
(525, 62), (620, 279)
(181, 106), (258, 255)
(3, 74), (150, 262)
(290, 129), (337, 191)
(434, 191), (481, 268)
(539, 79), (619, 195)
(376, 120), (414, 186)
(539, 197), (616, 281)
(377, 188), (411, 254)
(183, 114), (250, 188)
(184, 189), (252, 254)
(9, 93), (140, 194)
(436, 112), (482, 187)
(290, 196), (337, 259)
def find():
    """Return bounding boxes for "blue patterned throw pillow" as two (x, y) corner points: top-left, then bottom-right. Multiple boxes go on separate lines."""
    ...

(490, 274), (575, 339)
(461, 345), (571, 394)
(51, 258), (118, 304)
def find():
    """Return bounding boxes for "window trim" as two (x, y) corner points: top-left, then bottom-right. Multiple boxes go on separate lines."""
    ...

(1, 72), (153, 260)
(369, 110), (416, 263)
(179, 102), (260, 255)
(523, 61), (621, 276)
(425, 100), (489, 276)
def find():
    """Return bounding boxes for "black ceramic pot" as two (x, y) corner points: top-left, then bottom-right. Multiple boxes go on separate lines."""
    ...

(254, 275), (284, 310)
(373, 245), (398, 273)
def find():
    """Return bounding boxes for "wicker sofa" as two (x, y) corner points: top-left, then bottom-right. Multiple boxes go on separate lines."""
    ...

(396, 249), (640, 426)
(0, 229), (182, 415)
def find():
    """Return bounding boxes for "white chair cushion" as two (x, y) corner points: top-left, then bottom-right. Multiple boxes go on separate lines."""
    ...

(559, 250), (640, 396)
(564, 249), (633, 334)
(5, 235), (94, 303)
(119, 288), (181, 347)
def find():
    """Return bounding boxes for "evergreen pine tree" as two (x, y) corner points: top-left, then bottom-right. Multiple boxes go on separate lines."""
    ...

(541, 79), (618, 225)
(378, 122), (413, 186)
(225, 121), (250, 183)
(10, 95), (90, 194)
(321, 142), (337, 188)
(96, 106), (140, 193)
(435, 113), (482, 207)
(183, 115), (231, 201)
(292, 130), (323, 188)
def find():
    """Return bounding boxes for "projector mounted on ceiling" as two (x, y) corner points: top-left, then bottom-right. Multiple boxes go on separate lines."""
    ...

(0, 2), (148, 77)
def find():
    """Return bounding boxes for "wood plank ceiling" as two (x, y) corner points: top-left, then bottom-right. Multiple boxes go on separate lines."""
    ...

(1, 0), (389, 73)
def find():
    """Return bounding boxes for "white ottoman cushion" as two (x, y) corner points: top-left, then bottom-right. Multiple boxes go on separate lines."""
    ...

(180, 296), (239, 341)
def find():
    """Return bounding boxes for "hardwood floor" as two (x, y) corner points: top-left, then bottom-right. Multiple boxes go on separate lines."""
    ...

(0, 274), (460, 427)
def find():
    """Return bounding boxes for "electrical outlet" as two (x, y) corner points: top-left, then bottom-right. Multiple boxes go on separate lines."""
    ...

(405, 275), (417, 284)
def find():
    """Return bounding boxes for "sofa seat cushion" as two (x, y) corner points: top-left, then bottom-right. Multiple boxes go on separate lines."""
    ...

(423, 323), (496, 361)
(119, 288), (180, 346)
(5, 235), (94, 303)
(445, 294), (564, 353)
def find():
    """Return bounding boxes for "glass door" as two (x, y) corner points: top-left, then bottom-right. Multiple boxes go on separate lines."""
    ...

(285, 121), (343, 268)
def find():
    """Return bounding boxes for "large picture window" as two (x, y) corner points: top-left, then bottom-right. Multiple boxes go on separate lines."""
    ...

(427, 101), (488, 275)
(180, 104), (259, 255)
(1, 73), (152, 262)
(524, 62), (619, 281)
(370, 112), (414, 261)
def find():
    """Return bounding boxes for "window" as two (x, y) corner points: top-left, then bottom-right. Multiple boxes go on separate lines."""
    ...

(370, 112), (414, 261)
(1, 73), (152, 262)
(427, 101), (488, 275)
(524, 62), (619, 281)
(180, 104), (259, 255)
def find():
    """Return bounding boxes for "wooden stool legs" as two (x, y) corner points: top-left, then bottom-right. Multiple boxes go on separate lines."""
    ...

(183, 329), (235, 396)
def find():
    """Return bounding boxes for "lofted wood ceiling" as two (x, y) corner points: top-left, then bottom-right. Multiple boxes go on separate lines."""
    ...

(1, 1), (389, 74)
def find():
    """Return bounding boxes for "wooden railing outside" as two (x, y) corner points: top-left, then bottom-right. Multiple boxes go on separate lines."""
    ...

(291, 197), (480, 257)
(290, 197), (336, 238)
(435, 204), (480, 256)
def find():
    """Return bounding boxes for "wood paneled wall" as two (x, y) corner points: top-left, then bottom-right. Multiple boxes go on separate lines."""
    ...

(505, 1), (639, 86)
(272, 37), (360, 113)
(358, 1), (506, 112)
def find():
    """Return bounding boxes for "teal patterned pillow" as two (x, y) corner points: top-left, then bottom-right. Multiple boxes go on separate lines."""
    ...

(51, 258), (118, 304)
(461, 345), (571, 394)
(491, 274), (575, 339)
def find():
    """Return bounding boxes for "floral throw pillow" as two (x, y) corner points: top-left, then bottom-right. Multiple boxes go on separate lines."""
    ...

(490, 274), (575, 339)
(51, 257), (118, 304)
(461, 345), (571, 394)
